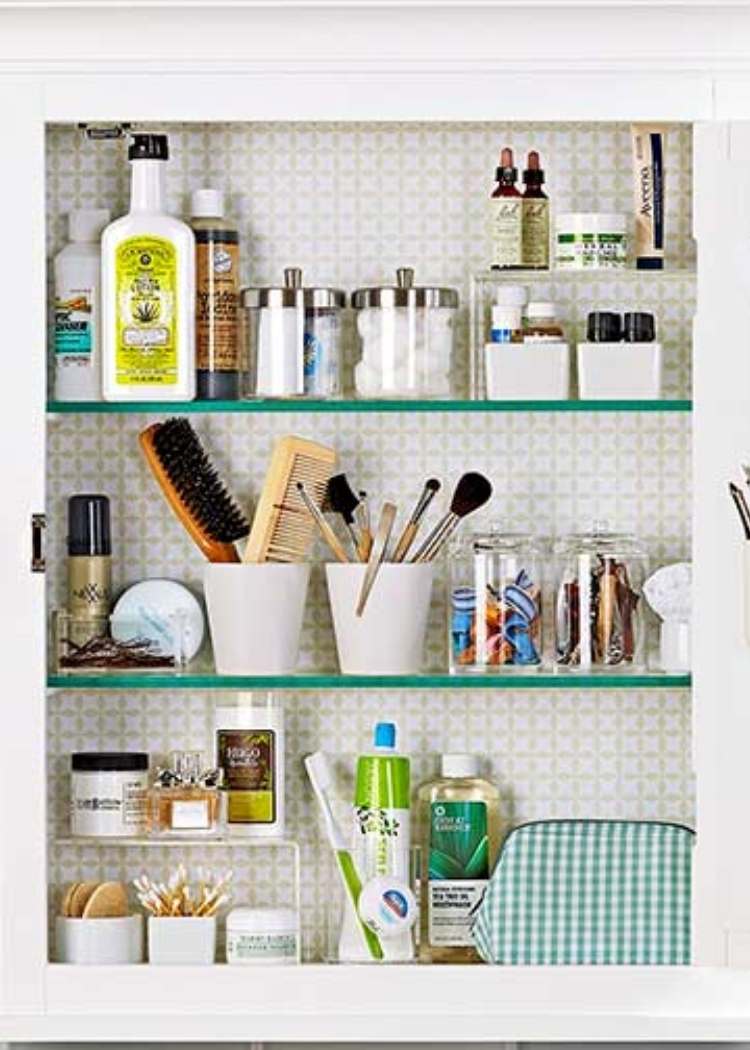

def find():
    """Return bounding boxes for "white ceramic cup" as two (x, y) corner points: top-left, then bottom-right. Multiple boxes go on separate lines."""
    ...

(326, 563), (435, 675)
(55, 915), (143, 964)
(204, 563), (311, 674)
(148, 916), (217, 965)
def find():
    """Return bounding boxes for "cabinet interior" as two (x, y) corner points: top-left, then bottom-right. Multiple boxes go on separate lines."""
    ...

(45, 119), (694, 964)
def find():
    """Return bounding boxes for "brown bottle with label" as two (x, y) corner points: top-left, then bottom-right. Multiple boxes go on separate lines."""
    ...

(489, 148), (523, 269)
(191, 189), (241, 400)
(522, 150), (550, 269)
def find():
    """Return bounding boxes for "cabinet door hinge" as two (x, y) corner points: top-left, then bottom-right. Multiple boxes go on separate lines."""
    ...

(31, 513), (46, 573)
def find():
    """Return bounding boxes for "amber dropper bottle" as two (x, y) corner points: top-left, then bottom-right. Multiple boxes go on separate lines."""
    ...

(521, 150), (550, 269)
(489, 147), (523, 269)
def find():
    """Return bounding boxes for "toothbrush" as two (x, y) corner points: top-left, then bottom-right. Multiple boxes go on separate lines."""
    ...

(304, 751), (384, 961)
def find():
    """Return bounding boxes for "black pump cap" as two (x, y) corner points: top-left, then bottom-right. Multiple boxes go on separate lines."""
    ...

(587, 311), (622, 343)
(623, 311), (656, 343)
(128, 134), (169, 161)
(68, 495), (111, 556)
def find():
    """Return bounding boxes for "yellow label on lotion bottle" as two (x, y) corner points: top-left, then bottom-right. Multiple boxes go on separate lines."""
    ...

(102, 134), (195, 401)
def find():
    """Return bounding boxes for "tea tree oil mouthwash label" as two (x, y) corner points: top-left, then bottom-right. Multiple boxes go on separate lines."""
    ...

(428, 801), (489, 947)
(115, 236), (178, 385)
(217, 729), (276, 824)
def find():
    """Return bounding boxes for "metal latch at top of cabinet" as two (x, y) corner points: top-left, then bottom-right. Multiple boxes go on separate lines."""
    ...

(31, 513), (46, 573)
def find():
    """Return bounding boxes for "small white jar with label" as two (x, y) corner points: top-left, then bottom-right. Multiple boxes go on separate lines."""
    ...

(225, 907), (300, 965)
(71, 752), (149, 838)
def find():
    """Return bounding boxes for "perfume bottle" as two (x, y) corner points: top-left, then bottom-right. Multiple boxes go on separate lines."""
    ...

(147, 751), (224, 838)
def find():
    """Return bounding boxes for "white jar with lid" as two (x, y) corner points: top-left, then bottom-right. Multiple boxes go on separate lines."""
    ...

(71, 752), (149, 837)
(555, 213), (627, 269)
(225, 907), (300, 964)
(352, 268), (458, 399)
(242, 268), (344, 399)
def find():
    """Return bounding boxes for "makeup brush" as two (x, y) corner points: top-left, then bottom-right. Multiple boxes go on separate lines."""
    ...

(297, 482), (350, 563)
(357, 491), (373, 561)
(327, 474), (363, 559)
(392, 478), (441, 563)
(411, 472), (493, 563)
(729, 481), (750, 540)
(356, 502), (397, 617)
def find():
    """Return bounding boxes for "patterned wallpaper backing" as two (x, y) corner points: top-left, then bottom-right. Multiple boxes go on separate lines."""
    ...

(45, 122), (693, 962)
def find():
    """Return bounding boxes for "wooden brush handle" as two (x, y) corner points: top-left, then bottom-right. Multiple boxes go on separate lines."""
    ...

(297, 484), (350, 563)
(139, 426), (240, 564)
(392, 521), (419, 563)
(357, 529), (373, 562)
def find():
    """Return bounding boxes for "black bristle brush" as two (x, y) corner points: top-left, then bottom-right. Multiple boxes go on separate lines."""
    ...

(139, 418), (250, 562)
(410, 472), (492, 563)
(326, 473), (363, 557)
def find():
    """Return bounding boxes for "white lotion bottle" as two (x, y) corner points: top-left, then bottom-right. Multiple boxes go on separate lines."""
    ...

(214, 694), (285, 838)
(101, 134), (195, 401)
(53, 208), (110, 402)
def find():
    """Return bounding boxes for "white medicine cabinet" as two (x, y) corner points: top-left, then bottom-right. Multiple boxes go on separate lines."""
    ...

(4, 0), (750, 1042)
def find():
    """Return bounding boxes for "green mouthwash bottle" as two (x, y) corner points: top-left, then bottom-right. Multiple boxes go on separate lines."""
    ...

(418, 754), (501, 963)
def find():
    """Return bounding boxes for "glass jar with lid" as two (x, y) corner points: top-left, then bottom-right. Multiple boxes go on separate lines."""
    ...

(351, 268), (458, 399)
(449, 531), (543, 673)
(553, 527), (648, 670)
(242, 268), (345, 399)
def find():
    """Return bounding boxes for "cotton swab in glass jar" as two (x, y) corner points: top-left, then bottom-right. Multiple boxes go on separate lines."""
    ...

(133, 865), (232, 917)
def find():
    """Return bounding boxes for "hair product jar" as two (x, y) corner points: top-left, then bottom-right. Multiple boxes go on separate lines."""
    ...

(70, 752), (149, 838)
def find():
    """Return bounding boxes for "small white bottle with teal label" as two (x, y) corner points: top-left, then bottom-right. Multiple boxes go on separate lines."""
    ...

(53, 209), (110, 402)
(339, 722), (413, 962)
(418, 754), (501, 962)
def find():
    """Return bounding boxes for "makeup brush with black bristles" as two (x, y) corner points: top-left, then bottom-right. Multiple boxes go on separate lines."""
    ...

(392, 478), (441, 562)
(139, 418), (250, 563)
(411, 472), (493, 563)
(326, 474), (363, 559)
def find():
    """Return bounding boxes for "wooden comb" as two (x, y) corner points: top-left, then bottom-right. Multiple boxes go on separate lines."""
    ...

(243, 435), (337, 563)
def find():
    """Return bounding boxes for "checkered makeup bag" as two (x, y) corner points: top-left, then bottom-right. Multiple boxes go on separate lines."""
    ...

(473, 820), (694, 965)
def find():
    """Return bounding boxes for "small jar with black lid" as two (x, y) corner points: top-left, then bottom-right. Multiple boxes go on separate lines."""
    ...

(70, 752), (149, 838)
(242, 268), (345, 399)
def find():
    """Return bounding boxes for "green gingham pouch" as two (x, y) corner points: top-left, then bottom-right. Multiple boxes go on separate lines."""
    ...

(473, 819), (694, 965)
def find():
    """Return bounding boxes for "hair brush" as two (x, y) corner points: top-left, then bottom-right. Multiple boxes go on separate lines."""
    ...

(139, 418), (250, 563)
(243, 435), (337, 563)
(411, 472), (492, 563)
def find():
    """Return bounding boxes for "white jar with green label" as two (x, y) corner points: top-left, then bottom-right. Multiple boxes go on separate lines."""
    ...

(417, 754), (502, 963)
(555, 213), (628, 270)
(226, 907), (299, 964)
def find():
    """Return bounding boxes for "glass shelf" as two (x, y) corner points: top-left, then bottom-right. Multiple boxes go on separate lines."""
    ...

(54, 835), (298, 848)
(47, 399), (692, 415)
(47, 672), (691, 690)
(473, 267), (696, 283)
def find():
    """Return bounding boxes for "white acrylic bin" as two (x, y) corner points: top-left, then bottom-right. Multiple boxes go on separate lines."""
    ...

(55, 915), (143, 964)
(326, 563), (434, 675)
(204, 563), (310, 674)
(148, 916), (217, 965)
(485, 343), (570, 400)
(577, 342), (662, 399)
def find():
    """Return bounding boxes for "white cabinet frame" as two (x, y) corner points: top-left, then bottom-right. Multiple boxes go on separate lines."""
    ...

(2, 4), (750, 1034)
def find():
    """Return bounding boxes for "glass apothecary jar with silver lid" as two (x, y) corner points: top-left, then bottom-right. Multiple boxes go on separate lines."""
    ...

(449, 531), (543, 673)
(351, 268), (458, 399)
(553, 527), (648, 671)
(242, 268), (345, 399)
